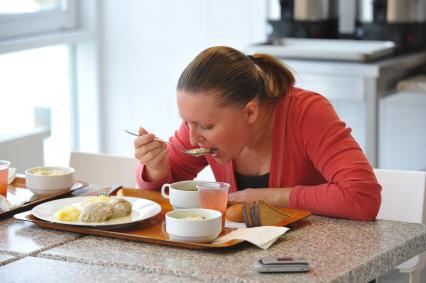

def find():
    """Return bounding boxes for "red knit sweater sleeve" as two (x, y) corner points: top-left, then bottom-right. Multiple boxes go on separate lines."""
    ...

(288, 93), (381, 220)
(136, 122), (208, 190)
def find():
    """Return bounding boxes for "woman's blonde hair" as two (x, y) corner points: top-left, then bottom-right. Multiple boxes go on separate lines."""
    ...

(177, 46), (295, 107)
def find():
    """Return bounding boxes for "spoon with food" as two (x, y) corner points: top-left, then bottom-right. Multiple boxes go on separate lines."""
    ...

(124, 129), (218, 157)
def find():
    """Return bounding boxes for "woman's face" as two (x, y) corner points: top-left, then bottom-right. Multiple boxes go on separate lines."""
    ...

(177, 90), (252, 164)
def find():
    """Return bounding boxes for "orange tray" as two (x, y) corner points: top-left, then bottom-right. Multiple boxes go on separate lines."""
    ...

(1, 176), (88, 219)
(14, 188), (311, 250)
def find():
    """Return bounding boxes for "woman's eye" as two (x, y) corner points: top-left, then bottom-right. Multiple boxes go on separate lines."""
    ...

(200, 124), (213, 130)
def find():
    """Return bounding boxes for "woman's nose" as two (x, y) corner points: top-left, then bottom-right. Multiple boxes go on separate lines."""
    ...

(188, 125), (204, 146)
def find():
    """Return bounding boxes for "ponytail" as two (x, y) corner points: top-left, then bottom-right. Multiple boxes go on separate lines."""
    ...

(250, 53), (295, 100)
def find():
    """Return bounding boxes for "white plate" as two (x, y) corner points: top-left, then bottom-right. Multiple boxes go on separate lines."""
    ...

(32, 196), (161, 228)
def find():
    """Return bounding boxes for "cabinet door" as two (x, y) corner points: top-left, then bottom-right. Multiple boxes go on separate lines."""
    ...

(296, 74), (365, 101)
(380, 92), (426, 170)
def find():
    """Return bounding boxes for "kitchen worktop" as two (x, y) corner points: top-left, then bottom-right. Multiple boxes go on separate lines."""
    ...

(1, 213), (425, 282)
(397, 74), (426, 93)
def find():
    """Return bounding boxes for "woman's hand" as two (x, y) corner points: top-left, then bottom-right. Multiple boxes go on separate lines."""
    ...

(228, 188), (292, 208)
(134, 127), (169, 182)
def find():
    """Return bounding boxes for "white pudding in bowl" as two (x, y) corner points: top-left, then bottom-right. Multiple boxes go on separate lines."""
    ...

(25, 166), (75, 196)
(165, 208), (222, 243)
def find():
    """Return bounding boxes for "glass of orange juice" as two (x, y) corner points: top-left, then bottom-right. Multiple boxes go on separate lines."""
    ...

(197, 181), (230, 228)
(0, 160), (11, 197)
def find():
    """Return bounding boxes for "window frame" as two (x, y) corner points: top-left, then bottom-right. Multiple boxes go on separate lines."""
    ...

(0, 0), (77, 40)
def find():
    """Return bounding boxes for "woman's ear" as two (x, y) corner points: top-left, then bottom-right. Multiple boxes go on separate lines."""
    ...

(244, 100), (259, 124)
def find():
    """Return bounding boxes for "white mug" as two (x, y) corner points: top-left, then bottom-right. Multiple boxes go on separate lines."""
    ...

(161, 180), (205, 209)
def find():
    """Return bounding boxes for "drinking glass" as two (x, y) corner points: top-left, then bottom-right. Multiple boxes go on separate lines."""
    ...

(197, 182), (230, 227)
(0, 160), (11, 196)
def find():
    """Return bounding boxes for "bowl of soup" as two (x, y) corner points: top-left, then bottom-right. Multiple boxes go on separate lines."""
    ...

(25, 166), (75, 196)
(165, 208), (222, 243)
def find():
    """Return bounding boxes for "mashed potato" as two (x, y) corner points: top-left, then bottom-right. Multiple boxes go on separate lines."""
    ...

(54, 205), (81, 222)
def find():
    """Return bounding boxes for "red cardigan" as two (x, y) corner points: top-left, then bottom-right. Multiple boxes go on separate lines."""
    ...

(136, 87), (381, 220)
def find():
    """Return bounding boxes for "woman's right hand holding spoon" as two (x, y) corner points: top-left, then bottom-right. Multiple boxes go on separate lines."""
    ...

(133, 127), (169, 182)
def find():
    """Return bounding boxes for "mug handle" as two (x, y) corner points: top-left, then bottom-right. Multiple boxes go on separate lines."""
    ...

(161, 183), (171, 199)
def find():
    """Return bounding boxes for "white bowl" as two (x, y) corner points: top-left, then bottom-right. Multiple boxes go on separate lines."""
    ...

(25, 166), (75, 197)
(165, 208), (222, 243)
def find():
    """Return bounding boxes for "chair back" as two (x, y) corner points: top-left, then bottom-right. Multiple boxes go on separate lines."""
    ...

(374, 169), (426, 273)
(69, 151), (139, 188)
(375, 169), (426, 224)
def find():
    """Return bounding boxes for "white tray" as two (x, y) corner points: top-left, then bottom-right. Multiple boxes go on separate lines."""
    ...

(248, 38), (395, 62)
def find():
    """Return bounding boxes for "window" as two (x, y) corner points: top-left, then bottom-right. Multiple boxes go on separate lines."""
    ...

(0, 0), (96, 167)
(0, 45), (73, 165)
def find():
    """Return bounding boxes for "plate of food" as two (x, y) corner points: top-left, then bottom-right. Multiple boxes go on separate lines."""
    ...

(31, 196), (161, 228)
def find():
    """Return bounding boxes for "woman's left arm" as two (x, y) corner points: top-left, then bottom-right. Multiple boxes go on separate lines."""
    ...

(287, 94), (381, 220)
(228, 188), (292, 207)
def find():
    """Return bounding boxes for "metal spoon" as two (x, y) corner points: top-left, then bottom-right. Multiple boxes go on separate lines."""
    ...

(124, 129), (217, 157)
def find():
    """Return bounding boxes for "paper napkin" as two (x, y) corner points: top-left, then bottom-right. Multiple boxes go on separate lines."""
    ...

(225, 220), (247, 229)
(213, 226), (289, 250)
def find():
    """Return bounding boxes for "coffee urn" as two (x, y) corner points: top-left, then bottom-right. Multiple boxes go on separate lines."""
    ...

(268, 0), (339, 39)
(356, 0), (426, 52)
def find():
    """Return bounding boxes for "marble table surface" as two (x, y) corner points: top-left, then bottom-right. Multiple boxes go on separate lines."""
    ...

(0, 212), (425, 283)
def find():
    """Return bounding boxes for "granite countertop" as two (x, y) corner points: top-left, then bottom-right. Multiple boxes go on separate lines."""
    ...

(0, 214), (425, 283)
(397, 74), (426, 93)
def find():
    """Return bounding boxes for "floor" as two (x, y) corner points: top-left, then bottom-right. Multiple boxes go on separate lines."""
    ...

(378, 267), (426, 283)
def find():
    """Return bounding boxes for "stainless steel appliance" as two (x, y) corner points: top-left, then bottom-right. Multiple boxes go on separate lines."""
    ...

(356, 0), (426, 52)
(268, 0), (339, 39)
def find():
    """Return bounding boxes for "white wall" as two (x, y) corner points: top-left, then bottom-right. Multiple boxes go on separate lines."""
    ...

(98, 0), (267, 156)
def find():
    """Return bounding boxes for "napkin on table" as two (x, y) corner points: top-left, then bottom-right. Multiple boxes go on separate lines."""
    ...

(213, 226), (289, 250)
